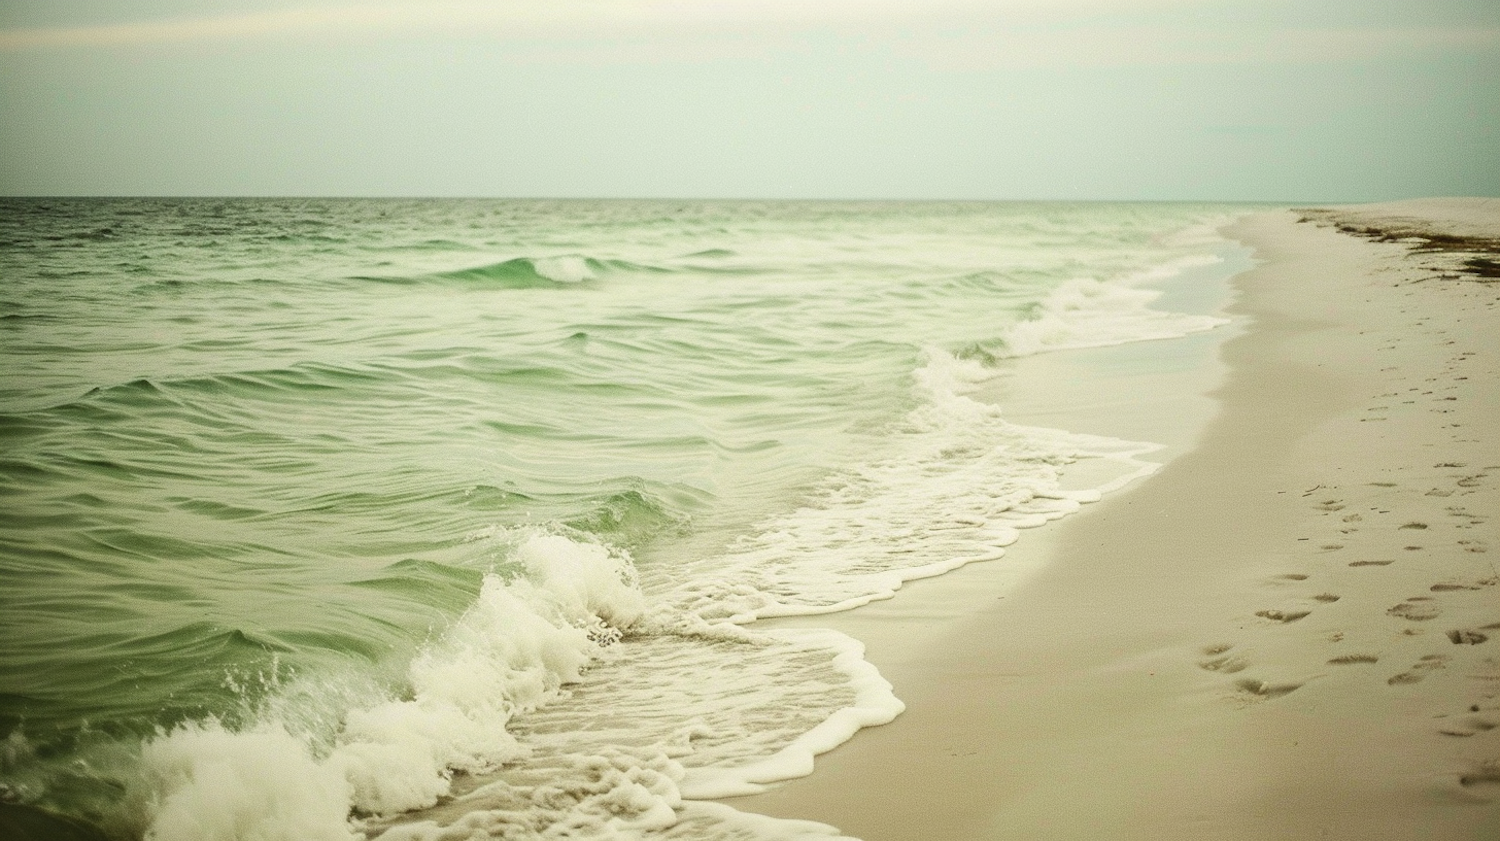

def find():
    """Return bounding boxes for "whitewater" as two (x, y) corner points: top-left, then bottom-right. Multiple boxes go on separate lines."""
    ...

(0, 199), (1246, 840)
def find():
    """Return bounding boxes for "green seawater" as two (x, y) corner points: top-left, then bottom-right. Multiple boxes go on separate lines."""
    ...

(0, 199), (1247, 836)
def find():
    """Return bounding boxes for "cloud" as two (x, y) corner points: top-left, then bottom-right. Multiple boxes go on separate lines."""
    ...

(2, 0), (1495, 70)
(0, 0), (1190, 49)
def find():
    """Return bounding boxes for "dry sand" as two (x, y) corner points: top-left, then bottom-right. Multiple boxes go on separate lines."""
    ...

(727, 200), (1500, 840)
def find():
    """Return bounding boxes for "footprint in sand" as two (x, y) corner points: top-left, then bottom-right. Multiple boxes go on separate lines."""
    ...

(1235, 678), (1304, 700)
(1440, 718), (1499, 738)
(1254, 586), (1339, 624)
(1200, 655), (1250, 674)
(1328, 654), (1380, 665)
(1388, 598), (1441, 621)
(1257, 609), (1311, 623)
(1432, 577), (1498, 592)
(1447, 630), (1491, 645)
(1198, 644), (1250, 674)
(1350, 560), (1395, 567)
(1459, 761), (1500, 790)
(1388, 654), (1449, 685)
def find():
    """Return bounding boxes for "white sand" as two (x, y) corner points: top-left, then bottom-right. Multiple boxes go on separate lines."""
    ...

(725, 200), (1500, 840)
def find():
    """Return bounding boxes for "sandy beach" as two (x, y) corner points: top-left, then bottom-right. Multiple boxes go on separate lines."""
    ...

(730, 199), (1500, 840)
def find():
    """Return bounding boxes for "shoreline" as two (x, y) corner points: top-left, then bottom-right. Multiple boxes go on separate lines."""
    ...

(724, 200), (1500, 839)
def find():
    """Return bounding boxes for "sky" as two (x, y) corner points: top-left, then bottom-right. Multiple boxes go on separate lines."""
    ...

(1, 0), (1496, 200)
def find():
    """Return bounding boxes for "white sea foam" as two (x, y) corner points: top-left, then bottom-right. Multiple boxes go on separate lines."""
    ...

(995, 254), (1228, 358)
(1002, 281), (1224, 356)
(676, 628), (903, 799)
(656, 347), (1160, 627)
(133, 532), (647, 841)
(357, 622), (899, 840)
(1158, 218), (1241, 249)
(530, 255), (596, 283)
(137, 723), (355, 841)
(130, 528), (892, 841)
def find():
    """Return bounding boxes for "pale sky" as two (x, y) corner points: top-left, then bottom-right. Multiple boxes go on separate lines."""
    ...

(1, 0), (1496, 200)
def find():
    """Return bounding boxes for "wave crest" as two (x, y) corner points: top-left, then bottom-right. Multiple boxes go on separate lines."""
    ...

(362, 255), (677, 288)
(982, 255), (1228, 359)
(130, 530), (646, 840)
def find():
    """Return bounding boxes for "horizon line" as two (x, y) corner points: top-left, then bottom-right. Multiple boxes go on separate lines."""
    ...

(1, 194), (1447, 205)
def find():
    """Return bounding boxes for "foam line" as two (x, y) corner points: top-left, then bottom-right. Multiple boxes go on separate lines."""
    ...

(678, 628), (904, 799)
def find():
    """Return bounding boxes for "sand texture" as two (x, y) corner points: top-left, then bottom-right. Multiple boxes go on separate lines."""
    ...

(729, 200), (1500, 840)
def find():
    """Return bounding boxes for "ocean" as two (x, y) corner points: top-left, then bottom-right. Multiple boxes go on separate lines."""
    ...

(0, 199), (1245, 840)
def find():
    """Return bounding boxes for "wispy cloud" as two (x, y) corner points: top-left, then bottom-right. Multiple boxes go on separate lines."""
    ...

(2, 0), (1495, 70)
(0, 0), (1190, 49)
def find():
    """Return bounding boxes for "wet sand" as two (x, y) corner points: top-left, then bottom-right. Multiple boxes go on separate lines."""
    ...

(727, 199), (1500, 840)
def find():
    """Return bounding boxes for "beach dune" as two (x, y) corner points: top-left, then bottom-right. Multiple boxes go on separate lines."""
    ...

(730, 200), (1500, 840)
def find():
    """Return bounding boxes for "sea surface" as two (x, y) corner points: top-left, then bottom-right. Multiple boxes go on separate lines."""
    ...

(1, 199), (1243, 840)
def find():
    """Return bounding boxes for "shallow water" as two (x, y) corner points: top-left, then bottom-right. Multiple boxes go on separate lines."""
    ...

(0, 199), (1243, 839)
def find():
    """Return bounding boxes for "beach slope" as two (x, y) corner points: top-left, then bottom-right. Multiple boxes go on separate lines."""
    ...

(731, 199), (1500, 840)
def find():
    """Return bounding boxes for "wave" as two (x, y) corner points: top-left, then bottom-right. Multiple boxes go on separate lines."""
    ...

(0, 310), (60, 323)
(27, 361), (392, 419)
(118, 528), (890, 841)
(439, 255), (606, 286)
(124, 531), (648, 840)
(11, 349), (1190, 841)
(360, 251), (766, 288)
(127, 275), (289, 295)
(971, 255), (1229, 360)
(657, 348), (1161, 626)
(0, 201), (1249, 840)
(562, 485), (702, 547)
(327, 346), (1161, 839)
(0, 620), (291, 736)
(360, 255), (677, 289)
